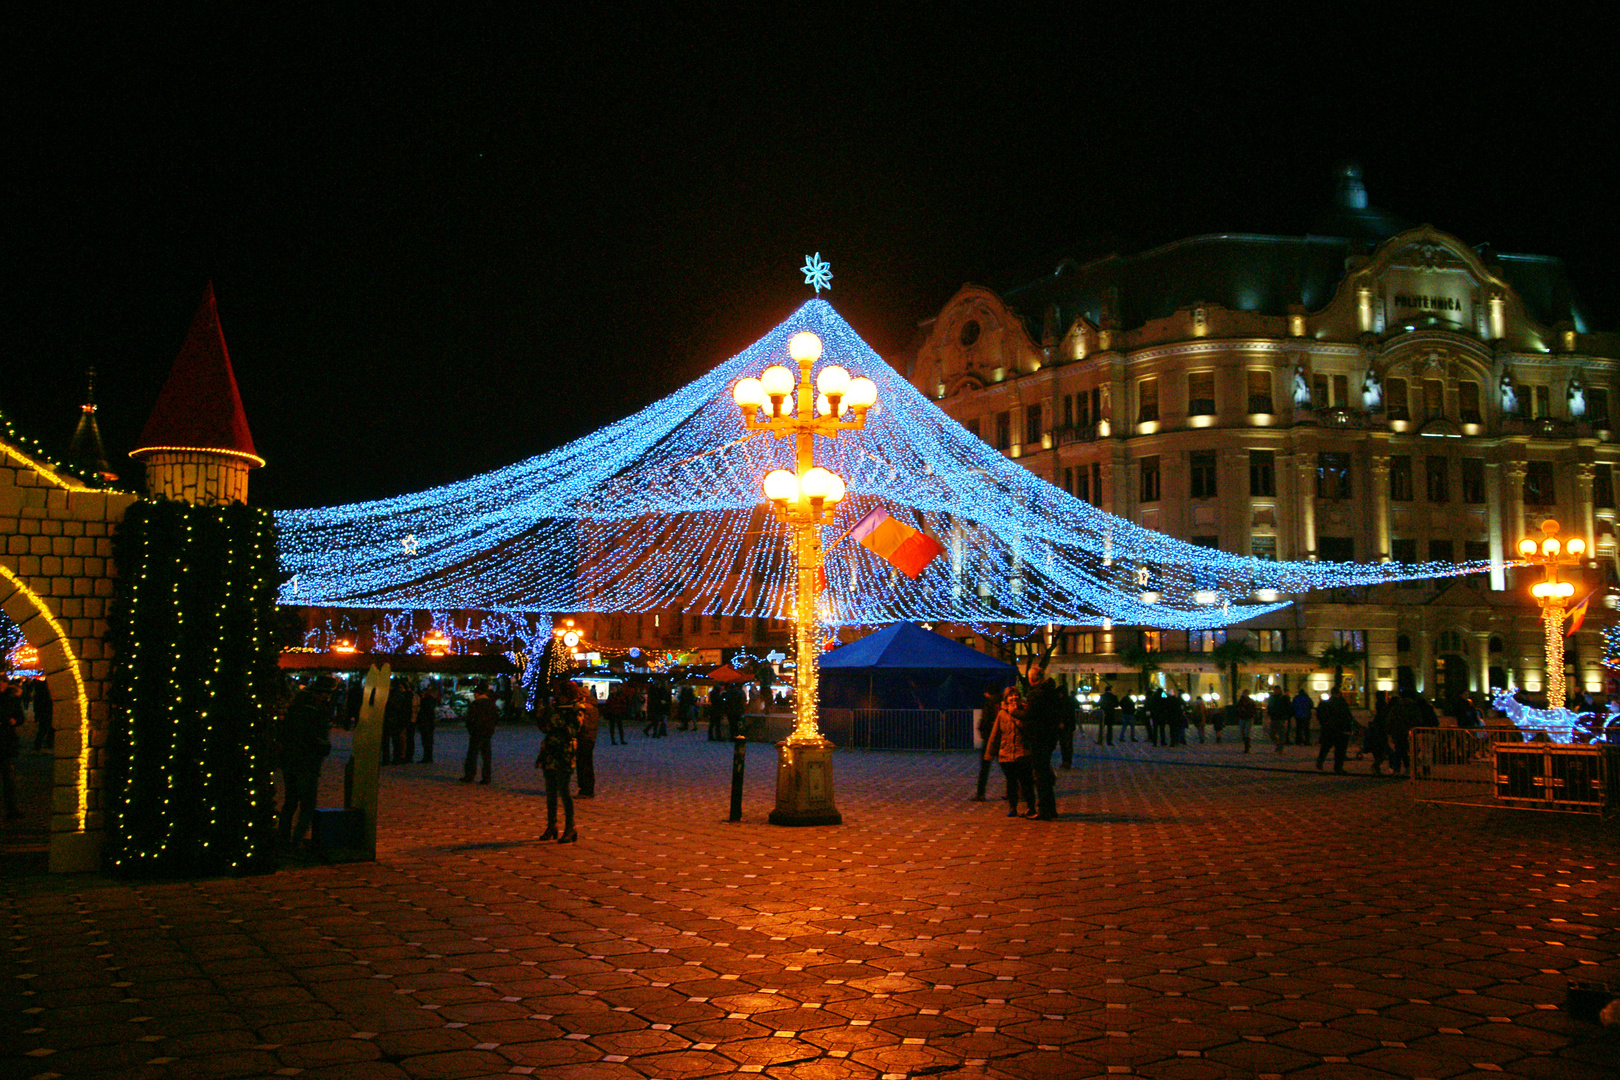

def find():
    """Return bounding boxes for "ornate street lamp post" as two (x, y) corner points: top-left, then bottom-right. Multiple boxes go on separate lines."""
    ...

(733, 330), (877, 825)
(1516, 518), (1584, 709)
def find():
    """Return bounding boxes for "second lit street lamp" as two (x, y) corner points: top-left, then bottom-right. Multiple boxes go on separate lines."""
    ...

(1516, 517), (1584, 710)
(733, 329), (877, 825)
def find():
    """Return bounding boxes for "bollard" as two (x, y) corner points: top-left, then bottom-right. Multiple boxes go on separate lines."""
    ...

(729, 735), (747, 821)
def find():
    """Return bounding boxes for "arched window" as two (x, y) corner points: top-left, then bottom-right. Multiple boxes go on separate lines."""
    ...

(1489, 635), (1504, 654)
(1396, 633), (1411, 653)
(1436, 629), (1466, 654)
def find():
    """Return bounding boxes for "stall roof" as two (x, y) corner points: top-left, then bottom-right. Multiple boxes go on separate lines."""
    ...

(819, 623), (1015, 673)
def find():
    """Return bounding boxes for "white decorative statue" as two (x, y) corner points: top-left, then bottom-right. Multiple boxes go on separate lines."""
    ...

(1361, 367), (1382, 410)
(1500, 374), (1519, 415)
(1293, 365), (1312, 407)
(1568, 373), (1587, 418)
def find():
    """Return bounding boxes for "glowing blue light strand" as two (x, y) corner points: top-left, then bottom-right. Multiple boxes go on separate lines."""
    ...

(276, 300), (1493, 629)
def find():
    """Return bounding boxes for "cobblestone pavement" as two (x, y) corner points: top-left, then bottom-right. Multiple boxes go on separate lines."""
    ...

(4, 724), (1618, 1079)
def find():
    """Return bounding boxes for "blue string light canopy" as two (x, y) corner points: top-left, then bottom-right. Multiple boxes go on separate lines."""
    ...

(276, 299), (1488, 628)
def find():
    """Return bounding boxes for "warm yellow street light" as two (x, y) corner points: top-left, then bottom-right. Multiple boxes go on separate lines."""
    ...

(1517, 518), (1584, 709)
(734, 328), (878, 826)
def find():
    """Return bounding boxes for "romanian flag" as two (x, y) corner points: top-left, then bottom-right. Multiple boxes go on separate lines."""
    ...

(1567, 590), (1595, 636)
(848, 506), (944, 579)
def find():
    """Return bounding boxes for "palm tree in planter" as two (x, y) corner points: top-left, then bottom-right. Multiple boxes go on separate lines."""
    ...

(1317, 643), (1366, 700)
(1210, 637), (1260, 706)
(1117, 642), (1162, 696)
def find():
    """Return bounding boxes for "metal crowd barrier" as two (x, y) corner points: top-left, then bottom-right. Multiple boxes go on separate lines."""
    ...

(1410, 727), (1534, 808)
(1412, 727), (1617, 815)
(821, 708), (976, 750)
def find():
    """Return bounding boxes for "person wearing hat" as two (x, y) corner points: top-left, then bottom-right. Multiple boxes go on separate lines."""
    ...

(278, 676), (334, 850)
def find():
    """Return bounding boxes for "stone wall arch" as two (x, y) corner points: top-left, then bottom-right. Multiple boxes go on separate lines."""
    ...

(1, 438), (136, 871)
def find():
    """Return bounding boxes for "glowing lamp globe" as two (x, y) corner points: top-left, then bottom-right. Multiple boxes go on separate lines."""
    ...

(799, 467), (834, 500)
(1532, 582), (1551, 598)
(1559, 581), (1576, 598)
(1543, 537), (1561, 556)
(788, 331), (823, 364)
(763, 469), (799, 503)
(1568, 537), (1587, 556)
(824, 473), (846, 504)
(845, 376), (878, 409)
(1518, 538), (1539, 557)
(733, 378), (766, 409)
(760, 365), (795, 398)
(816, 364), (851, 397)
(816, 393), (849, 417)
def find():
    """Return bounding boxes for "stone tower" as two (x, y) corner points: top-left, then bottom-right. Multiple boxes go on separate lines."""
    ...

(130, 283), (262, 504)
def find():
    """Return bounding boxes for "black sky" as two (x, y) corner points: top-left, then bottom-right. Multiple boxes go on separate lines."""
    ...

(4, 12), (1617, 508)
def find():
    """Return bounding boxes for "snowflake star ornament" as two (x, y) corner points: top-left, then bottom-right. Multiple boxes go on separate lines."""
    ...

(801, 253), (833, 294)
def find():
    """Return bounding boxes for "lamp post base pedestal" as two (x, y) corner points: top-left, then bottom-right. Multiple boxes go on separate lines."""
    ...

(768, 738), (841, 826)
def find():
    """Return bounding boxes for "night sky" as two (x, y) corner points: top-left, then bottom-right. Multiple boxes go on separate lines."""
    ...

(5, 13), (1616, 509)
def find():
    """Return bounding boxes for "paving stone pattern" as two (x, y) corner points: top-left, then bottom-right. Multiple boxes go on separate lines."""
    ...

(4, 726), (1618, 1079)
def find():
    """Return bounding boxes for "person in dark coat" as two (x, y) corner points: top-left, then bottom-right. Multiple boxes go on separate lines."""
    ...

(973, 685), (1000, 800)
(1291, 687), (1314, 745)
(1057, 685), (1078, 768)
(1096, 682), (1118, 745)
(1017, 665), (1063, 820)
(574, 685), (599, 797)
(1, 678), (25, 821)
(278, 676), (333, 847)
(416, 680), (439, 763)
(536, 681), (580, 843)
(382, 678), (411, 764)
(461, 681), (499, 784)
(722, 684), (745, 739)
(1266, 686), (1293, 754)
(1315, 686), (1354, 774)
(603, 685), (631, 745)
(29, 676), (53, 751)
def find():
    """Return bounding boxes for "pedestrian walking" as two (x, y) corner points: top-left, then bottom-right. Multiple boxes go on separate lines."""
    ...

(536, 681), (580, 843)
(1385, 688), (1430, 774)
(985, 687), (1034, 817)
(1119, 693), (1138, 742)
(1233, 690), (1258, 752)
(1018, 665), (1063, 819)
(644, 680), (669, 737)
(1292, 687), (1314, 745)
(603, 683), (631, 745)
(382, 677), (411, 764)
(1, 678), (25, 822)
(277, 676), (333, 849)
(722, 684), (744, 739)
(1097, 682), (1118, 745)
(460, 681), (498, 784)
(1192, 695), (1209, 744)
(1315, 686), (1354, 773)
(1365, 690), (1392, 773)
(1266, 685), (1291, 754)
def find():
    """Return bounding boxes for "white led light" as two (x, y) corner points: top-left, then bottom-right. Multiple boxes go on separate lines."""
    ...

(274, 300), (1489, 630)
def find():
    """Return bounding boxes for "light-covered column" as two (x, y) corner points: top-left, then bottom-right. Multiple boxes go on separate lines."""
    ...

(1473, 630), (1491, 696)
(1504, 460), (1527, 549)
(1486, 460), (1505, 590)
(1576, 463), (1596, 565)
(1369, 453), (1391, 560)
(1415, 629), (1434, 696)
(1296, 453), (1318, 559)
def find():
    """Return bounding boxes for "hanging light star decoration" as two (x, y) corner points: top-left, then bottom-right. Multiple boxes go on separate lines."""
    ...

(402, 533), (418, 555)
(801, 253), (833, 294)
(274, 299), (1493, 628)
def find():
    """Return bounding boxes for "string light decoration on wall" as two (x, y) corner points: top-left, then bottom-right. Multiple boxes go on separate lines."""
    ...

(276, 300), (1492, 629)
(105, 500), (281, 877)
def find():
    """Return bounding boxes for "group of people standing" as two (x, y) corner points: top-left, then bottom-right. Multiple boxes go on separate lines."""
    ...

(977, 664), (1067, 820)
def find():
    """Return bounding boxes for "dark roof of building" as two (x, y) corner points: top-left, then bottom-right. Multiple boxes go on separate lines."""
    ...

(133, 282), (261, 465)
(996, 167), (1592, 337)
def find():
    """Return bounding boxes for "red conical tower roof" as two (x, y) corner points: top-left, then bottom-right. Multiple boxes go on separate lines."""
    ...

(133, 283), (262, 467)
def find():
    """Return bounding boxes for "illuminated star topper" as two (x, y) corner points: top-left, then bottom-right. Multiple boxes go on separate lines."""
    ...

(801, 253), (833, 294)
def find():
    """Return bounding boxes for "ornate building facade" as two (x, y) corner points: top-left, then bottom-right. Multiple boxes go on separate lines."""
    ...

(909, 170), (1619, 705)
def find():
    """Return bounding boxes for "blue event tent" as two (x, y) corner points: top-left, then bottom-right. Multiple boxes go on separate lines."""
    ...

(819, 622), (1015, 713)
